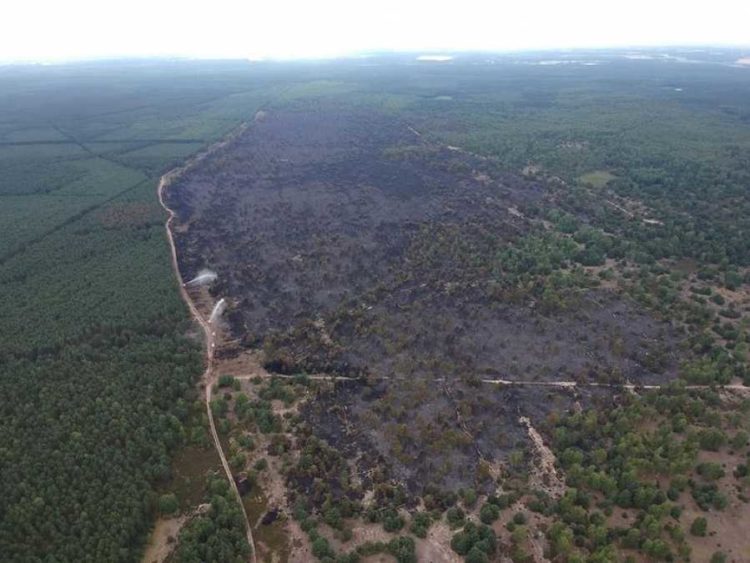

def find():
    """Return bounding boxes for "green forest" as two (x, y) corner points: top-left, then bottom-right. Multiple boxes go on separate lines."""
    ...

(0, 61), (275, 561)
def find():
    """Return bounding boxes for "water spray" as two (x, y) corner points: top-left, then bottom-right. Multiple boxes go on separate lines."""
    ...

(209, 298), (226, 324)
(185, 268), (218, 287)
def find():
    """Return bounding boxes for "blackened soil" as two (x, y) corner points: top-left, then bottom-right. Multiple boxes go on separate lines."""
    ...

(300, 378), (618, 495)
(167, 106), (683, 494)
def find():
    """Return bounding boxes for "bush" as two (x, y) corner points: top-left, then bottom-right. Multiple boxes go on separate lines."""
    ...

(643, 538), (672, 560)
(410, 511), (431, 538)
(698, 428), (727, 451)
(218, 374), (236, 387)
(158, 493), (179, 515)
(696, 462), (725, 481)
(690, 517), (707, 537)
(461, 488), (478, 508)
(324, 506), (343, 530)
(691, 483), (728, 510)
(479, 503), (500, 524)
(237, 434), (255, 450)
(451, 522), (496, 557)
(446, 506), (465, 529)
(731, 431), (748, 450)
(229, 452), (246, 470)
(312, 536), (335, 559)
(387, 536), (416, 563)
(383, 509), (405, 532)
(465, 546), (489, 563)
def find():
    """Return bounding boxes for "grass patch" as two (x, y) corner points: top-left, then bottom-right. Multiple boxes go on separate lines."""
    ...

(578, 170), (616, 188)
(167, 446), (222, 511)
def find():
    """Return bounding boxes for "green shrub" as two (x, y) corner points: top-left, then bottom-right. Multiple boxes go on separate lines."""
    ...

(410, 511), (432, 538)
(312, 536), (335, 559)
(690, 516), (707, 537)
(451, 521), (496, 557)
(218, 374), (236, 387)
(696, 462), (725, 481)
(446, 506), (465, 529)
(479, 503), (500, 524)
(461, 488), (478, 508)
(387, 536), (416, 563)
(710, 551), (727, 563)
(731, 431), (748, 450)
(383, 509), (405, 532)
(512, 511), (527, 525)
(698, 428), (728, 451)
(158, 493), (179, 515)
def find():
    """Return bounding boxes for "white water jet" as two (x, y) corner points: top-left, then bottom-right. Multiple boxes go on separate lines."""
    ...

(185, 268), (218, 287)
(209, 298), (226, 324)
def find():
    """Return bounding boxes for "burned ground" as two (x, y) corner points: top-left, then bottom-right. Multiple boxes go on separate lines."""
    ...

(167, 106), (683, 495)
(168, 107), (681, 383)
(167, 108), (541, 347)
(299, 378), (618, 497)
(264, 288), (680, 385)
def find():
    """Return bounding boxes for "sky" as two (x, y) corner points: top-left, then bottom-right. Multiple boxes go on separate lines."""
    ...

(1, 0), (749, 62)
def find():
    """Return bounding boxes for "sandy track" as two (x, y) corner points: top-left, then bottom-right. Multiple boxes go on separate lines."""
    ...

(233, 372), (748, 394)
(157, 127), (257, 563)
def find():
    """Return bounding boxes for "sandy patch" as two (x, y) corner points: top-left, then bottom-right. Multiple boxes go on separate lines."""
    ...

(416, 520), (461, 563)
(142, 516), (186, 563)
(520, 416), (566, 498)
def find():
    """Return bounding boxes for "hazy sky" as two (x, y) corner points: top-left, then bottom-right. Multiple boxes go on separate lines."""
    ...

(2, 0), (749, 62)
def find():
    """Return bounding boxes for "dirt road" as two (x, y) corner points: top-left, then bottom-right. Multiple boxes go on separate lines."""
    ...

(157, 136), (257, 563)
(233, 372), (748, 394)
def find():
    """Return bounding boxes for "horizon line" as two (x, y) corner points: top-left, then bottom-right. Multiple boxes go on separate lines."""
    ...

(2, 43), (750, 67)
